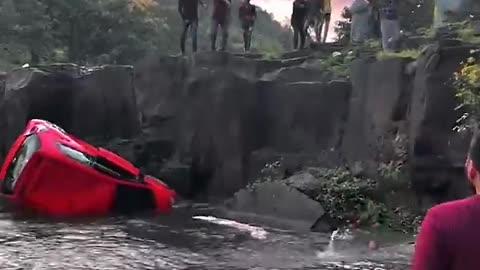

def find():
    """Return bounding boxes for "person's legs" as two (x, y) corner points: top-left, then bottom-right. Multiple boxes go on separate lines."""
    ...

(246, 25), (253, 51)
(300, 20), (307, 49)
(380, 19), (390, 51)
(241, 22), (249, 52)
(293, 25), (299, 50)
(211, 19), (219, 51)
(191, 19), (198, 53)
(180, 20), (191, 54)
(314, 17), (322, 43)
(390, 19), (401, 51)
(322, 13), (331, 43)
(220, 19), (230, 51)
(380, 19), (400, 52)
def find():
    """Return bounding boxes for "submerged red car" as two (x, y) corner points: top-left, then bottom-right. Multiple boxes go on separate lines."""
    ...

(0, 119), (175, 216)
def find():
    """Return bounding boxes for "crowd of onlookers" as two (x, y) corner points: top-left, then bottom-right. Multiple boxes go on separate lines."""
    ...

(178, 0), (256, 54)
(343, 0), (402, 52)
(178, 0), (475, 55)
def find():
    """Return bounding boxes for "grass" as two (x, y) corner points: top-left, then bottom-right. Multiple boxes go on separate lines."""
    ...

(376, 49), (421, 61)
(416, 27), (436, 39)
(458, 27), (480, 44)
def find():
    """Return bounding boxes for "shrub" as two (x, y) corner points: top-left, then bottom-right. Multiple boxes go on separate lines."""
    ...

(453, 51), (480, 131)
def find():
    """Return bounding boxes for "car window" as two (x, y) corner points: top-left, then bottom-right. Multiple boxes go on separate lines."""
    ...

(3, 134), (41, 194)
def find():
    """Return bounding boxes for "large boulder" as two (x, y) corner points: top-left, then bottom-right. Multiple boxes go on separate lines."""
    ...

(0, 64), (140, 161)
(224, 181), (327, 231)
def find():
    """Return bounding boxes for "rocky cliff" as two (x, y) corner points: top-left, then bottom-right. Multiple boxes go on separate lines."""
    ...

(0, 43), (474, 214)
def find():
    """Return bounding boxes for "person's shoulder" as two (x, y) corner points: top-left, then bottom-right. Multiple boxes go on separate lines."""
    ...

(427, 196), (479, 220)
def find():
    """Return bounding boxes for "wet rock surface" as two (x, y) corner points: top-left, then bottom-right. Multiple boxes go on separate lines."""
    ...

(224, 181), (325, 232)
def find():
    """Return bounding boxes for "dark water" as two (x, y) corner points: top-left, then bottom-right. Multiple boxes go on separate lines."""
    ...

(0, 204), (414, 270)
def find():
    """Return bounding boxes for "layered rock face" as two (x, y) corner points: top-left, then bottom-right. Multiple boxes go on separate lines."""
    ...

(0, 43), (474, 214)
(134, 51), (351, 200)
(0, 64), (140, 159)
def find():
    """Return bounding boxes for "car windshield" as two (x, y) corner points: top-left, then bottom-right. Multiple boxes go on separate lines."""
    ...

(3, 134), (41, 194)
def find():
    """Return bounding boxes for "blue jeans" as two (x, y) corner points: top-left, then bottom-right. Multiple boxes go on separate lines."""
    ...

(180, 19), (198, 54)
(211, 18), (230, 51)
(380, 19), (400, 52)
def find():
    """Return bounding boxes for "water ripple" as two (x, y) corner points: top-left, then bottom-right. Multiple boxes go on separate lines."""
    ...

(0, 208), (412, 269)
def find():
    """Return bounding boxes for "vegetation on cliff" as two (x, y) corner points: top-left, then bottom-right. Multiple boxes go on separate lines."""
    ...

(0, 0), (291, 70)
(308, 166), (421, 233)
(454, 49), (480, 131)
(254, 155), (421, 234)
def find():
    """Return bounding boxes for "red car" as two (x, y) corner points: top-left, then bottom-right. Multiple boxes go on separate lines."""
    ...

(0, 119), (175, 217)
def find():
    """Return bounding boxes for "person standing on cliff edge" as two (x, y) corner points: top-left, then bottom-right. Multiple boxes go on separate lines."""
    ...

(178, 0), (205, 55)
(378, 0), (400, 52)
(412, 125), (480, 270)
(238, 0), (257, 52)
(346, 0), (370, 45)
(211, 0), (232, 52)
(291, 0), (308, 50)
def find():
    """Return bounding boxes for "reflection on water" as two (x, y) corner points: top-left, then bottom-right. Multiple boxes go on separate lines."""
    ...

(0, 205), (414, 270)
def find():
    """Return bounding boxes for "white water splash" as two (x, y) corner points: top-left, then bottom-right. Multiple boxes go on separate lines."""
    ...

(192, 216), (268, 240)
(316, 228), (355, 259)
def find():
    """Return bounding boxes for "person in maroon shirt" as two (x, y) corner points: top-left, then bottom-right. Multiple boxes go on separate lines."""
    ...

(211, 0), (232, 51)
(411, 127), (480, 270)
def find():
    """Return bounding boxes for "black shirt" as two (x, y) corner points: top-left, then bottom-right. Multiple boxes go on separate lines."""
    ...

(292, 0), (308, 22)
(178, 0), (201, 20)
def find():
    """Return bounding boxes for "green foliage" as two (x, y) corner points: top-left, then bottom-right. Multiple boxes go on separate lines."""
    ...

(0, 0), (292, 69)
(457, 25), (480, 44)
(437, 20), (480, 44)
(308, 167), (378, 224)
(415, 26), (436, 38)
(316, 51), (355, 79)
(376, 49), (421, 60)
(309, 166), (420, 233)
(453, 51), (480, 131)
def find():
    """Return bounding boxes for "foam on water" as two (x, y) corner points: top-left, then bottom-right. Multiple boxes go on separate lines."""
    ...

(315, 228), (356, 260)
(192, 215), (268, 240)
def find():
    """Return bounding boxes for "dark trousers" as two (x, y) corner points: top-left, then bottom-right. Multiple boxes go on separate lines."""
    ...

(292, 20), (307, 50)
(180, 19), (198, 54)
(241, 21), (254, 52)
(211, 18), (230, 51)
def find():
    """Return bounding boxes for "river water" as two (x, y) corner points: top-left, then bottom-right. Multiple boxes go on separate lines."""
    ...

(0, 203), (414, 270)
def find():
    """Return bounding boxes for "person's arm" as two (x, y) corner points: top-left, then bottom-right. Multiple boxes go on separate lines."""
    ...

(178, 0), (184, 18)
(411, 209), (451, 270)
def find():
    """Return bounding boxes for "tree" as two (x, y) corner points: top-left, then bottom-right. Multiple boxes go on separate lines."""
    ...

(334, 8), (351, 45)
(0, 0), (293, 68)
(0, 0), (55, 64)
